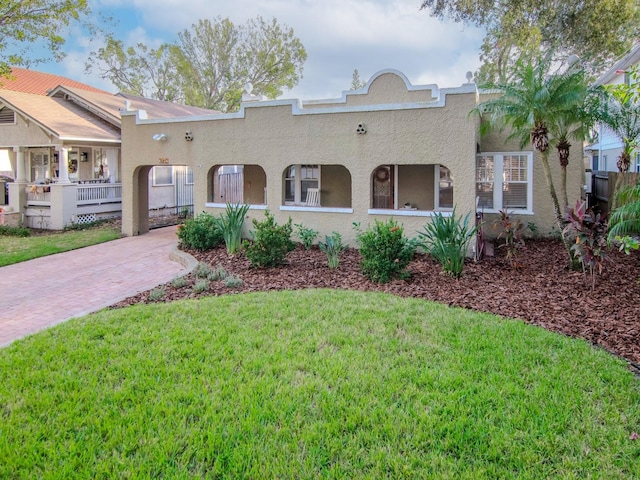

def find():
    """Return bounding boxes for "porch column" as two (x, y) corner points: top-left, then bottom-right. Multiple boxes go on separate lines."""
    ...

(8, 147), (27, 222)
(57, 146), (71, 184)
(14, 147), (26, 182)
(106, 148), (119, 183)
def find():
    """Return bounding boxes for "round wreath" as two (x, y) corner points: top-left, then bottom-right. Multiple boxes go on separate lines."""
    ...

(375, 167), (389, 182)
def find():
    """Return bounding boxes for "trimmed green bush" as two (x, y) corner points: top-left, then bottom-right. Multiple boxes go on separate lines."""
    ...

(295, 223), (319, 249)
(244, 210), (296, 268)
(177, 212), (223, 251)
(0, 225), (31, 237)
(354, 219), (416, 283)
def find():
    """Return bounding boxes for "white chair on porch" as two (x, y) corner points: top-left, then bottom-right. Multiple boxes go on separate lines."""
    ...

(305, 188), (320, 207)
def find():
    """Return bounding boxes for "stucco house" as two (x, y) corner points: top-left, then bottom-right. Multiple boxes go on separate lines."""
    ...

(585, 42), (640, 173)
(0, 68), (213, 229)
(120, 69), (583, 245)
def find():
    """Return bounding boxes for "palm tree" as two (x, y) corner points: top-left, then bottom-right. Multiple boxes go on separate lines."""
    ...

(608, 183), (640, 241)
(595, 71), (640, 210)
(477, 57), (588, 244)
(548, 94), (591, 212)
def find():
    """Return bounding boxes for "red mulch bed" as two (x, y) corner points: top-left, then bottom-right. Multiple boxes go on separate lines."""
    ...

(112, 240), (640, 369)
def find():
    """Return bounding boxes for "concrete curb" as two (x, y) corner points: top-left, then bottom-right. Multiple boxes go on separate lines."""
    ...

(170, 244), (199, 275)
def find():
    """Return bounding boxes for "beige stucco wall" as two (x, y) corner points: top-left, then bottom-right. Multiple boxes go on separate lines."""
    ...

(121, 73), (480, 242)
(243, 165), (267, 205)
(479, 125), (584, 236)
(320, 165), (351, 208)
(397, 165), (435, 210)
(121, 70), (583, 245)
(303, 71), (436, 109)
(0, 115), (53, 147)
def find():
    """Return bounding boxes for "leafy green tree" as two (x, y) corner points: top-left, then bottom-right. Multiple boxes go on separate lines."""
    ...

(88, 16), (306, 112)
(173, 16), (306, 111)
(86, 37), (181, 101)
(477, 58), (588, 260)
(420, 0), (639, 83)
(350, 69), (365, 90)
(0, 0), (94, 78)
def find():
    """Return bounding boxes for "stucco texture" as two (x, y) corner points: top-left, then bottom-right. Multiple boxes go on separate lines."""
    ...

(121, 70), (581, 244)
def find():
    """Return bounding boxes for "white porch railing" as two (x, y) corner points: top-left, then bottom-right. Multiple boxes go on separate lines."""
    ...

(77, 184), (122, 205)
(26, 183), (122, 206)
(26, 185), (51, 205)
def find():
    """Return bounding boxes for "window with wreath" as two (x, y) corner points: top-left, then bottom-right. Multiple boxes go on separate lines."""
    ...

(371, 164), (451, 211)
(476, 152), (533, 212)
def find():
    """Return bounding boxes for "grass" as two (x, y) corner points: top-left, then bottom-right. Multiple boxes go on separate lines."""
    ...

(0, 224), (121, 266)
(0, 289), (639, 478)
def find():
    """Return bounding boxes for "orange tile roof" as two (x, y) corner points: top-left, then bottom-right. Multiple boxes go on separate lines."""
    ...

(0, 67), (111, 96)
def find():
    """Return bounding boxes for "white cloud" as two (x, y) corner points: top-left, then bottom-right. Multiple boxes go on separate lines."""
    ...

(58, 0), (485, 99)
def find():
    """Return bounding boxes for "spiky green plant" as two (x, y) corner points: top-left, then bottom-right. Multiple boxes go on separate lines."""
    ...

(418, 209), (477, 278)
(318, 232), (347, 269)
(219, 203), (250, 254)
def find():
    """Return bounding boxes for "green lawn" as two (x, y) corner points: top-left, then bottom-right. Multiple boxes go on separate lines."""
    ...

(1, 289), (638, 478)
(0, 224), (121, 266)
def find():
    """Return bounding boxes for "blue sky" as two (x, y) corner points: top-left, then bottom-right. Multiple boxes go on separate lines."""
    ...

(40, 0), (485, 101)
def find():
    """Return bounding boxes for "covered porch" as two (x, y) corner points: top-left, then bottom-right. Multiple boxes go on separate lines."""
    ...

(5, 144), (122, 229)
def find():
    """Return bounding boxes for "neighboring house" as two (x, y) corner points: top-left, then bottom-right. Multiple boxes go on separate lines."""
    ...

(120, 69), (583, 244)
(585, 42), (640, 173)
(0, 68), (214, 228)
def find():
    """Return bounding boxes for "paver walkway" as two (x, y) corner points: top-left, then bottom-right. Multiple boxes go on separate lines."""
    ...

(0, 226), (195, 347)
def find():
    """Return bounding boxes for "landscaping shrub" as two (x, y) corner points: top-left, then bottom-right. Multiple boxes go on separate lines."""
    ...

(148, 286), (165, 302)
(193, 262), (212, 279)
(354, 219), (416, 283)
(563, 200), (609, 290)
(244, 210), (295, 268)
(0, 225), (31, 237)
(64, 218), (109, 231)
(495, 210), (525, 269)
(193, 279), (210, 293)
(177, 212), (223, 251)
(219, 203), (250, 254)
(207, 266), (228, 281)
(171, 276), (189, 288)
(318, 231), (347, 268)
(224, 275), (243, 288)
(418, 210), (477, 278)
(295, 223), (319, 249)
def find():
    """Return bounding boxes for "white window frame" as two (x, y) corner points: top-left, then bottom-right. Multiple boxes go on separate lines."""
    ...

(152, 166), (174, 186)
(284, 164), (320, 205)
(434, 164), (454, 211)
(475, 152), (534, 215)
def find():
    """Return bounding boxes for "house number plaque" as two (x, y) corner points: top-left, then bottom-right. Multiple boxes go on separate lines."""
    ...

(159, 158), (169, 164)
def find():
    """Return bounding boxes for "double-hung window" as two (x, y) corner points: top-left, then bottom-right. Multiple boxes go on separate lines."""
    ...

(285, 164), (319, 204)
(476, 152), (533, 213)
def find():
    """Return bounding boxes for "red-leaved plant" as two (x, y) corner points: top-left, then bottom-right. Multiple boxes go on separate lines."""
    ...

(495, 210), (525, 269)
(563, 200), (609, 290)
